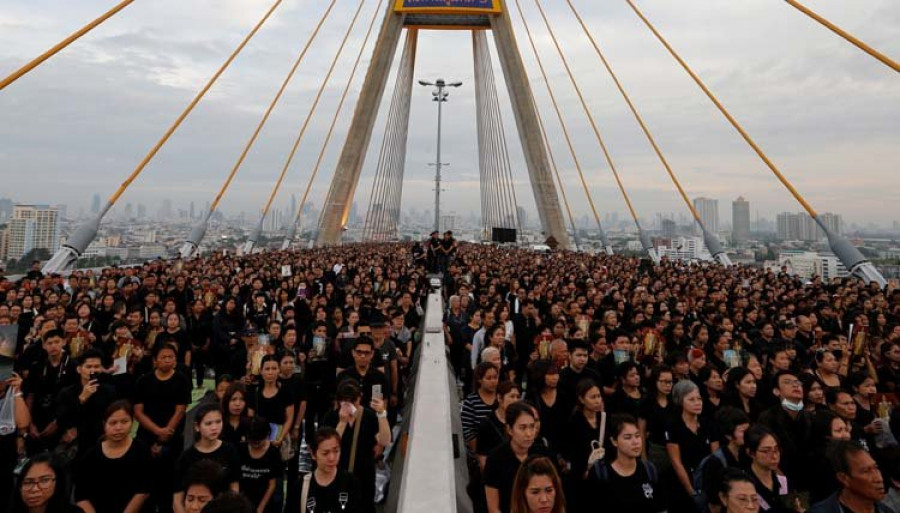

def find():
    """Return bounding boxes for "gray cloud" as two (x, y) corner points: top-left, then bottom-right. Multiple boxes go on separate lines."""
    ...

(0, 0), (897, 227)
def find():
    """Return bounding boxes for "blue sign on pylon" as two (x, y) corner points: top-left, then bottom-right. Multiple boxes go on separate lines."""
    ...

(394, 0), (502, 14)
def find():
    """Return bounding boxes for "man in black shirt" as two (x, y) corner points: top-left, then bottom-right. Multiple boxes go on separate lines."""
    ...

(558, 340), (602, 409)
(56, 349), (117, 457)
(759, 370), (812, 492)
(23, 329), (77, 452)
(337, 337), (389, 410)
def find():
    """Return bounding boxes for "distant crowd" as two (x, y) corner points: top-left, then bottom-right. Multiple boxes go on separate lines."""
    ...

(0, 241), (897, 513)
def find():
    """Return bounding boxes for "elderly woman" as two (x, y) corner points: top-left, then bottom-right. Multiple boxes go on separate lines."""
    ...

(666, 380), (718, 513)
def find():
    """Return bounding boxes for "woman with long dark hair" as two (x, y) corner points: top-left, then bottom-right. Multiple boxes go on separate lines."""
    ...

(722, 367), (760, 422)
(74, 400), (152, 513)
(638, 365), (674, 473)
(173, 403), (240, 513)
(12, 453), (80, 513)
(221, 383), (250, 446)
(528, 360), (568, 452)
(743, 425), (790, 513)
(588, 414), (665, 513)
(249, 355), (295, 458)
(284, 427), (361, 513)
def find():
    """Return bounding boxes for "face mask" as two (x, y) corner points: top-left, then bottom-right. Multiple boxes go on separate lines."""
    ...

(781, 398), (804, 412)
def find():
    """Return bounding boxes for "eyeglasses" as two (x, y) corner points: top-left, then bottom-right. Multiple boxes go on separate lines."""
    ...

(756, 446), (781, 456)
(780, 379), (802, 387)
(22, 476), (55, 490)
(354, 350), (373, 356)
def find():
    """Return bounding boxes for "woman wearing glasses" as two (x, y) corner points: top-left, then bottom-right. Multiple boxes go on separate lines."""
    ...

(12, 453), (81, 513)
(743, 425), (791, 513)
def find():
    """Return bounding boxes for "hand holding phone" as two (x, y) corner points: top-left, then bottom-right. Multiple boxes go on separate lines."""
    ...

(372, 384), (383, 402)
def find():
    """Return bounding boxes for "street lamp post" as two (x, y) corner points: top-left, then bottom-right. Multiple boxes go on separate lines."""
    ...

(418, 78), (461, 232)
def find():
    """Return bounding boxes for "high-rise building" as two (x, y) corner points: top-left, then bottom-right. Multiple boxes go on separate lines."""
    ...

(732, 196), (750, 244)
(7, 204), (59, 261)
(661, 218), (677, 238)
(91, 194), (101, 215)
(516, 206), (527, 229)
(0, 225), (10, 262)
(137, 204), (147, 220)
(693, 197), (719, 233)
(777, 212), (842, 241)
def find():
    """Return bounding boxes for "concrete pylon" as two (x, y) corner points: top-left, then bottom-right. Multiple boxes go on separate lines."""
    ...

(317, 6), (569, 248)
(488, 9), (569, 249)
(317, 5), (407, 246)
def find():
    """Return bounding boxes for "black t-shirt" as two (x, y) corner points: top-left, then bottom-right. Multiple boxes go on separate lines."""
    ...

(74, 439), (152, 513)
(239, 444), (283, 507)
(323, 408), (379, 476)
(57, 382), (117, 453)
(249, 384), (295, 425)
(134, 371), (191, 442)
(284, 469), (361, 513)
(475, 413), (507, 457)
(638, 397), (674, 446)
(589, 460), (666, 513)
(24, 355), (77, 425)
(174, 442), (242, 491)
(664, 416), (713, 475)
(483, 442), (550, 513)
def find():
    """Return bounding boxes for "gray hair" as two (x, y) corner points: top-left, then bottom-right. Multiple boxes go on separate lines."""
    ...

(672, 379), (699, 408)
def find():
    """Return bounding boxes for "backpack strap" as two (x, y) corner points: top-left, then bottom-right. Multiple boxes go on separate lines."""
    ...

(643, 460), (658, 484)
(300, 472), (312, 513)
(593, 460), (609, 482)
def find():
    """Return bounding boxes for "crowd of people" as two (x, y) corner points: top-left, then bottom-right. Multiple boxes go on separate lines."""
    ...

(0, 241), (897, 513)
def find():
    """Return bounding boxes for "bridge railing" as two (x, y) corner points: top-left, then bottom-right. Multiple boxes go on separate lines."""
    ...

(385, 290), (472, 513)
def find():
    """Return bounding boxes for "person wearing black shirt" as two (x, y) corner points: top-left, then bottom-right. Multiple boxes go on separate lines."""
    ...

(336, 337), (389, 409)
(476, 381), (520, 470)
(323, 381), (391, 513)
(239, 417), (282, 513)
(74, 401), (152, 513)
(186, 300), (212, 389)
(23, 330), (76, 453)
(134, 343), (191, 513)
(758, 371), (812, 492)
(285, 427), (362, 513)
(665, 380), (717, 513)
(56, 349), (117, 457)
(302, 321), (336, 443)
(558, 341), (602, 405)
(426, 232), (441, 273)
(589, 414), (666, 513)
(173, 404), (241, 513)
(249, 355), (296, 455)
(484, 402), (552, 513)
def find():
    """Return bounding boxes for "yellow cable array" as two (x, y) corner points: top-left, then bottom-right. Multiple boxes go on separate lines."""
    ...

(563, 0), (702, 224)
(209, 0), (338, 212)
(104, 0), (284, 209)
(0, 0), (137, 91)
(533, 95), (580, 239)
(263, 0), (368, 221)
(532, 0), (641, 227)
(296, 0), (386, 223)
(784, 0), (898, 73)
(512, 0), (605, 233)
(625, 0), (819, 218)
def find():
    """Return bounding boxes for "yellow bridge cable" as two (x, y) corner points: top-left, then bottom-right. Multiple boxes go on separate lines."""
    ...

(512, 0), (605, 234)
(784, 0), (898, 73)
(563, 0), (702, 224)
(296, 0), (386, 224)
(263, 0), (368, 221)
(0, 0), (137, 91)
(532, 0), (642, 228)
(626, 0), (819, 218)
(103, 0), (284, 209)
(209, 0), (338, 213)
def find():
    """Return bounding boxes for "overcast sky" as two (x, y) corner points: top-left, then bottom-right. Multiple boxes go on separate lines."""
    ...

(1, 0), (897, 228)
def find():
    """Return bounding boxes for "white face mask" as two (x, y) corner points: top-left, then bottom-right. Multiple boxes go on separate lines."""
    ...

(781, 398), (804, 412)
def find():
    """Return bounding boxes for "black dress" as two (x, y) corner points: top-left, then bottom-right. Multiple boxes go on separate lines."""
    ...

(664, 416), (714, 513)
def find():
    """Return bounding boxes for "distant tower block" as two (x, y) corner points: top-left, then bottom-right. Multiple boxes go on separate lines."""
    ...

(316, 1), (570, 248)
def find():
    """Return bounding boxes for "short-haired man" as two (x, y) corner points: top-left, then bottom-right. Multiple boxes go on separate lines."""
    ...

(337, 337), (389, 411)
(810, 440), (891, 513)
(758, 370), (812, 491)
(56, 349), (117, 457)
